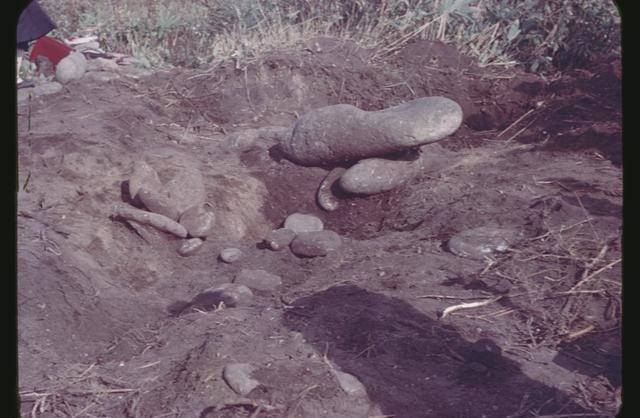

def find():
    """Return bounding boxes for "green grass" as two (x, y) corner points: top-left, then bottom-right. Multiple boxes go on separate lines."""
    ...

(38, 0), (621, 72)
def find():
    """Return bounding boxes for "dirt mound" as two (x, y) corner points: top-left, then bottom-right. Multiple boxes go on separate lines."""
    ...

(17, 38), (621, 417)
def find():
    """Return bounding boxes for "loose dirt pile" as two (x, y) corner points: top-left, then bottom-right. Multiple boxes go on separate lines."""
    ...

(17, 38), (621, 417)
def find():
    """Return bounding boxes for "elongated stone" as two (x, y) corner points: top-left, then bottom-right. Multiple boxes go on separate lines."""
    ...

(279, 96), (462, 166)
(339, 153), (424, 195)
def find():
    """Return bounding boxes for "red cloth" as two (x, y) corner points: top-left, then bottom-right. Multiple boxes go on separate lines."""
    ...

(29, 36), (72, 69)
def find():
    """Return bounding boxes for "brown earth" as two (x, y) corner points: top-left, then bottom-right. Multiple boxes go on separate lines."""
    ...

(17, 38), (622, 417)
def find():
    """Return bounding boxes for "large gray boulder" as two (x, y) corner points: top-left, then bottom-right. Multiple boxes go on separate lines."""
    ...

(279, 96), (462, 166)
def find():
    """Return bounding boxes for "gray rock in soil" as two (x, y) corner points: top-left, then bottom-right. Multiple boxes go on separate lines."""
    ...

(290, 230), (342, 258)
(129, 161), (162, 199)
(197, 283), (254, 308)
(279, 96), (463, 166)
(331, 370), (367, 397)
(284, 213), (324, 233)
(339, 152), (424, 195)
(178, 238), (204, 256)
(163, 167), (206, 217)
(220, 248), (243, 263)
(317, 167), (346, 211)
(447, 226), (522, 260)
(223, 363), (260, 395)
(234, 269), (282, 291)
(264, 228), (297, 251)
(179, 205), (215, 238)
(138, 188), (181, 221)
(55, 51), (87, 84)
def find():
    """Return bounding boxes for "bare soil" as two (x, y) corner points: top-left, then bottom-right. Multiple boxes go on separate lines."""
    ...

(17, 38), (622, 417)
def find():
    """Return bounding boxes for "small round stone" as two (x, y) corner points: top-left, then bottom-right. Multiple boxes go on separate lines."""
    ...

(223, 363), (260, 395)
(264, 228), (296, 251)
(178, 238), (204, 256)
(447, 226), (521, 260)
(290, 230), (342, 257)
(284, 213), (324, 233)
(220, 248), (242, 263)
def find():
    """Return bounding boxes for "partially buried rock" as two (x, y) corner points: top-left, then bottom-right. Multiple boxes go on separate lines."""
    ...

(339, 151), (424, 195)
(264, 228), (296, 251)
(222, 126), (291, 151)
(220, 248), (242, 263)
(279, 96), (463, 166)
(284, 213), (324, 233)
(317, 167), (346, 211)
(129, 161), (162, 199)
(56, 51), (87, 84)
(189, 283), (254, 311)
(290, 230), (342, 258)
(331, 370), (367, 397)
(223, 363), (260, 395)
(234, 269), (282, 291)
(178, 238), (203, 256)
(163, 167), (206, 216)
(179, 205), (215, 238)
(447, 226), (522, 260)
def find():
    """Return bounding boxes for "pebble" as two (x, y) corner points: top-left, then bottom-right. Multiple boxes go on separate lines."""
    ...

(279, 96), (463, 166)
(339, 152), (424, 195)
(290, 230), (342, 257)
(234, 269), (282, 291)
(178, 238), (204, 256)
(179, 205), (215, 238)
(447, 226), (522, 260)
(284, 213), (324, 233)
(264, 228), (297, 251)
(223, 363), (260, 395)
(317, 167), (346, 211)
(55, 51), (87, 84)
(220, 248), (242, 263)
(331, 370), (367, 397)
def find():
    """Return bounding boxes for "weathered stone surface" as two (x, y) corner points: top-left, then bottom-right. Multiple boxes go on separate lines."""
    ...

(317, 167), (346, 211)
(331, 370), (367, 397)
(234, 269), (282, 291)
(138, 188), (181, 221)
(339, 152), (424, 195)
(56, 51), (87, 84)
(163, 167), (206, 216)
(290, 230), (342, 257)
(220, 248), (242, 263)
(264, 228), (296, 251)
(129, 161), (162, 199)
(223, 363), (260, 395)
(179, 206), (215, 238)
(198, 283), (254, 308)
(284, 213), (324, 233)
(279, 96), (463, 165)
(178, 238), (204, 256)
(447, 226), (522, 260)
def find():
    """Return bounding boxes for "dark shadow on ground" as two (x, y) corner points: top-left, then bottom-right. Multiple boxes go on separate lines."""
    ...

(283, 284), (589, 418)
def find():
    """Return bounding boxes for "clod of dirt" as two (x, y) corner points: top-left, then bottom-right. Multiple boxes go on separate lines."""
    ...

(290, 230), (342, 258)
(55, 51), (87, 84)
(331, 369), (367, 397)
(17, 81), (63, 102)
(223, 363), (260, 396)
(284, 213), (324, 233)
(219, 247), (243, 263)
(178, 238), (203, 256)
(222, 126), (292, 151)
(264, 228), (297, 251)
(179, 205), (215, 238)
(339, 152), (423, 195)
(279, 96), (463, 165)
(317, 167), (346, 211)
(234, 269), (282, 291)
(446, 226), (522, 260)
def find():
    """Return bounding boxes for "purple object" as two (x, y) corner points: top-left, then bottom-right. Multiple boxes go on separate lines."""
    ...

(17, 0), (56, 45)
